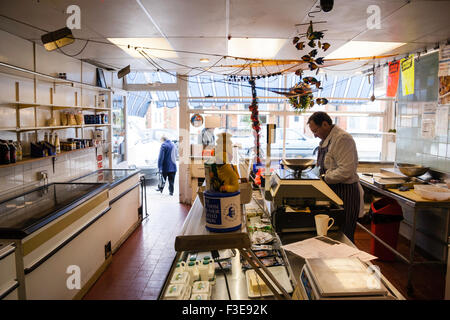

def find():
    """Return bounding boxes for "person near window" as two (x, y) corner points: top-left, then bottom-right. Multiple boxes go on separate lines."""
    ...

(156, 135), (177, 196)
(307, 111), (362, 242)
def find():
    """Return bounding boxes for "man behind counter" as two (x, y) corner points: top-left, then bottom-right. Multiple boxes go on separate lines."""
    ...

(307, 111), (361, 242)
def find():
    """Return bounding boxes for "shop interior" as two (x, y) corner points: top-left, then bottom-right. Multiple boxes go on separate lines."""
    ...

(0, 0), (449, 301)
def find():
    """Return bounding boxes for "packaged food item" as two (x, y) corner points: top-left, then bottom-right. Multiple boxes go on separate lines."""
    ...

(186, 261), (200, 284)
(47, 117), (57, 126)
(14, 141), (22, 161)
(251, 231), (274, 244)
(190, 293), (209, 300)
(7, 140), (16, 163)
(0, 140), (11, 164)
(198, 259), (216, 282)
(247, 270), (272, 296)
(67, 112), (77, 125)
(75, 111), (84, 125)
(174, 261), (186, 274)
(191, 281), (211, 297)
(251, 244), (273, 251)
(163, 284), (187, 300)
(170, 271), (190, 287)
(60, 111), (68, 126)
(54, 133), (60, 154)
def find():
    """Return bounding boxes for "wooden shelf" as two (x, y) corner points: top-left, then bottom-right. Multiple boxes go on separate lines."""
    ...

(0, 146), (97, 169)
(0, 62), (111, 92)
(8, 102), (111, 111)
(0, 124), (111, 132)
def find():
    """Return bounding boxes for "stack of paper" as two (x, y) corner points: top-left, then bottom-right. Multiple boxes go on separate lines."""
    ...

(281, 236), (377, 262)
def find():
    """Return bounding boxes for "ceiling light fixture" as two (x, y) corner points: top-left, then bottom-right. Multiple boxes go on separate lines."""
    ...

(41, 27), (75, 51)
(107, 38), (178, 58)
(227, 38), (286, 59)
(200, 58), (210, 63)
(325, 41), (406, 59)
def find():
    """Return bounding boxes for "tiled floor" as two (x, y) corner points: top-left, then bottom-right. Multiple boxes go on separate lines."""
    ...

(354, 222), (446, 300)
(83, 177), (190, 300)
(83, 180), (446, 300)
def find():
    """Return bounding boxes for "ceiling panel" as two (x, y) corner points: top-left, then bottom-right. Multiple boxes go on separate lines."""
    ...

(295, 0), (408, 41)
(139, 0), (227, 37)
(0, 0), (449, 74)
(229, 0), (315, 38)
(354, 1), (450, 43)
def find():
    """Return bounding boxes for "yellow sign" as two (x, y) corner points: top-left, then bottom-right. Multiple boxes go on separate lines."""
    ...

(401, 54), (415, 96)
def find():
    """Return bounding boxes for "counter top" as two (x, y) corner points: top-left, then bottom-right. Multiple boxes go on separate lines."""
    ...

(359, 173), (450, 208)
(0, 182), (108, 239)
(70, 169), (141, 188)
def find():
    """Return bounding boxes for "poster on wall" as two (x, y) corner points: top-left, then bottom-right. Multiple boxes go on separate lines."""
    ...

(421, 102), (437, 139)
(386, 60), (400, 97)
(435, 106), (449, 136)
(438, 44), (450, 105)
(401, 54), (415, 96)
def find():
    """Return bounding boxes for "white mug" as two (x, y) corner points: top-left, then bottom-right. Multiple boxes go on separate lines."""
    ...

(314, 214), (334, 236)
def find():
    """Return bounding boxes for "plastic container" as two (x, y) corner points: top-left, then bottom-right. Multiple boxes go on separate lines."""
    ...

(186, 261), (200, 284)
(174, 261), (186, 274)
(198, 260), (214, 282)
(163, 284), (187, 300)
(170, 271), (190, 287)
(191, 281), (211, 297)
(414, 185), (450, 201)
(369, 197), (403, 261)
(190, 293), (209, 300)
(204, 190), (241, 233)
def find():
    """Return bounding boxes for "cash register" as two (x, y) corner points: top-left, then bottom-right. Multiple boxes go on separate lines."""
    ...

(265, 159), (344, 233)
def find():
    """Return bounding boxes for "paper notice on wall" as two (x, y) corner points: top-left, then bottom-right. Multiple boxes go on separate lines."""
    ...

(439, 45), (450, 104)
(421, 102), (437, 139)
(435, 106), (449, 136)
(438, 44), (450, 77)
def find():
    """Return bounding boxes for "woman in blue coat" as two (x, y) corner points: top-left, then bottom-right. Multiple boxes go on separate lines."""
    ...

(156, 135), (177, 195)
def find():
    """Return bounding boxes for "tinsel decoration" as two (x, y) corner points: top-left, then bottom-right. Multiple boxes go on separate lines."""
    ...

(248, 78), (261, 164)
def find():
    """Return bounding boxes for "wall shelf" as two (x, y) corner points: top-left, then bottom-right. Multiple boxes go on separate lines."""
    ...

(7, 102), (111, 111)
(0, 124), (111, 132)
(0, 62), (111, 92)
(0, 146), (97, 169)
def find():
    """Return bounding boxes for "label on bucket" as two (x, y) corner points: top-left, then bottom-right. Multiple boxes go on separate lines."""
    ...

(205, 197), (222, 225)
(204, 192), (241, 232)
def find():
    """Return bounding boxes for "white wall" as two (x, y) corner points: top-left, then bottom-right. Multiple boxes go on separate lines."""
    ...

(0, 29), (122, 198)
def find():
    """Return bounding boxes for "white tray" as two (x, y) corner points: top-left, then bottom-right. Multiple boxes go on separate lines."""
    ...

(245, 266), (293, 298)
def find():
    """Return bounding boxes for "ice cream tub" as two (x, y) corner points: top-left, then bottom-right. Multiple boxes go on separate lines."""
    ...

(204, 190), (241, 232)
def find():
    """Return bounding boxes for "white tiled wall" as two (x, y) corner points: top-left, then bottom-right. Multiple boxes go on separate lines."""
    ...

(0, 148), (97, 200)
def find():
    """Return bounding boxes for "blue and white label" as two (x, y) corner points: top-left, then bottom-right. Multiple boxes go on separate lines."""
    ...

(204, 192), (241, 232)
(205, 197), (222, 225)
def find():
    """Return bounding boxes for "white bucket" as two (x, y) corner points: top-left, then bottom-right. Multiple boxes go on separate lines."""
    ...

(204, 190), (241, 232)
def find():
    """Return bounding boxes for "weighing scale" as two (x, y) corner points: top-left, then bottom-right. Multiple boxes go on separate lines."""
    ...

(266, 168), (344, 233)
(298, 258), (397, 300)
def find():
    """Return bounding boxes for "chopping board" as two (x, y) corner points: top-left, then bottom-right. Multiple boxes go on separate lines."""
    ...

(387, 188), (450, 203)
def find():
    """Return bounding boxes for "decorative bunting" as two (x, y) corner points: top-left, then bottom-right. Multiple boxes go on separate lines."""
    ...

(386, 60), (400, 97)
(401, 54), (415, 96)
